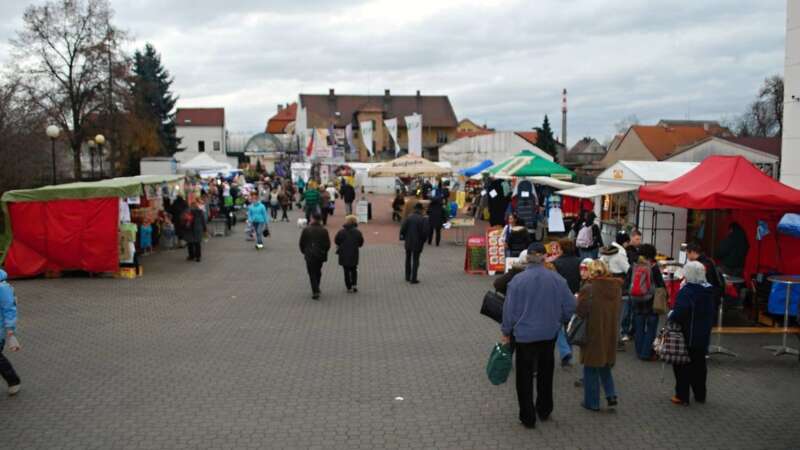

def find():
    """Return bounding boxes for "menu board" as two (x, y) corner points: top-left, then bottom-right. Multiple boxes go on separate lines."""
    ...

(464, 236), (487, 274)
(485, 227), (506, 274)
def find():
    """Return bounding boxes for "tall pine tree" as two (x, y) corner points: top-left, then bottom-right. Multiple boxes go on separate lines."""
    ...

(132, 43), (180, 155)
(534, 115), (557, 159)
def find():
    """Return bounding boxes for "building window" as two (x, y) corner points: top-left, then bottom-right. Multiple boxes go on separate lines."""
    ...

(436, 130), (448, 144)
(198, 141), (205, 152)
(213, 141), (221, 151)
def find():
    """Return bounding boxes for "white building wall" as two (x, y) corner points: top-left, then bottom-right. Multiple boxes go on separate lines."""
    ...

(666, 138), (779, 177)
(438, 131), (552, 169)
(175, 126), (228, 163)
(782, 1), (800, 187)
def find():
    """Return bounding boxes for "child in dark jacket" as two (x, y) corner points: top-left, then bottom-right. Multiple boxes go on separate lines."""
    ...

(334, 215), (365, 293)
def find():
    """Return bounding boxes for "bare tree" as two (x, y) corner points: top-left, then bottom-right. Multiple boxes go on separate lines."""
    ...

(614, 114), (640, 134)
(11, 0), (126, 180)
(731, 75), (783, 138)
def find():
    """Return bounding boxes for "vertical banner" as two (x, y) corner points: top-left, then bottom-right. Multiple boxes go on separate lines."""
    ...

(295, 105), (308, 147)
(360, 120), (374, 156)
(314, 128), (333, 159)
(384, 117), (400, 156)
(345, 123), (355, 155)
(405, 114), (422, 156)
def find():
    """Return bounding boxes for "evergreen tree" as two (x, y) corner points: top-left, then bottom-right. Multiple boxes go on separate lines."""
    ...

(534, 115), (557, 159)
(132, 43), (180, 155)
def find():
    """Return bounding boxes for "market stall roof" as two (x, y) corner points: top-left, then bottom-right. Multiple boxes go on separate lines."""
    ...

(480, 150), (575, 179)
(597, 160), (699, 185)
(1, 175), (184, 203)
(459, 159), (493, 177)
(180, 153), (233, 172)
(556, 183), (637, 199)
(639, 155), (800, 211)
(528, 176), (582, 190)
(368, 154), (452, 177)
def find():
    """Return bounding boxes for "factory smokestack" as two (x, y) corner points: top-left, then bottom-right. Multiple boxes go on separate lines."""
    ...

(561, 88), (567, 148)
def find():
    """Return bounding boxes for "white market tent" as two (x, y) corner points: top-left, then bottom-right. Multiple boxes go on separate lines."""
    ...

(179, 153), (234, 173)
(558, 161), (699, 258)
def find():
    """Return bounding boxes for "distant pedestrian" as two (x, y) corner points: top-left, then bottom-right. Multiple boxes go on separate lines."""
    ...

(501, 242), (576, 429)
(340, 181), (356, 216)
(669, 261), (715, 406)
(278, 189), (290, 222)
(247, 192), (269, 250)
(575, 260), (622, 411)
(0, 269), (21, 396)
(183, 199), (207, 262)
(625, 244), (664, 360)
(299, 212), (331, 300)
(303, 181), (321, 222)
(269, 189), (280, 220)
(575, 211), (602, 259)
(427, 186), (446, 247)
(335, 215), (364, 293)
(400, 203), (429, 284)
(391, 191), (405, 222)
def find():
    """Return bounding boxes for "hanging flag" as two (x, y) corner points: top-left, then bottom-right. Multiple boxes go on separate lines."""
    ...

(384, 118), (399, 156)
(345, 123), (355, 154)
(405, 114), (422, 156)
(360, 120), (374, 156)
(305, 128), (315, 158)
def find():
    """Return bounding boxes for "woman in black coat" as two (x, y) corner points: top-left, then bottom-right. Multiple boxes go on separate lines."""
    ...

(427, 188), (446, 247)
(334, 215), (365, 293)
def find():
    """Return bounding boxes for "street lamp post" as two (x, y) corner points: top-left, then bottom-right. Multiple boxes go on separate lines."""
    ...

(46, 125), (60, 185)
(87, 139), (96, 180)
(95, 134), (106, 178)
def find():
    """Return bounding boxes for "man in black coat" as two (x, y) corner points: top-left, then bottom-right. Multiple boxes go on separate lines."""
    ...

(400, 203), (429, 284)
(334, 215), (364, 293)
(340, 181), (357, 216)
(299, 212), (331, 300)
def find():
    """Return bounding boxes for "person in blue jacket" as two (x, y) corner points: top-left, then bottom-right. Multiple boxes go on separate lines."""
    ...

(668, 261), (715, 406)
(0, 269), (21, 395)
(247, 192), (269, 250)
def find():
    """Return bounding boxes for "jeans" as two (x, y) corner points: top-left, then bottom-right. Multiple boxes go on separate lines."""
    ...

(583, 366), (616, 410)
(0, 344), (20, 387)
(306, 259), (323, 294)
(405, 250), (421, 282)
(620, 296), (634, 338)
(673, 347), (707, 404)
(253, 222), (264, 245)
(345, 202), (353, 215)
(343, 266), (358, 289)
(270, 204), (279, 219)
(187, 242), (201, 261)
(556, 327), (572, 361)
(579, 248), (599, 259)
(633, 313), (659, 359)
(514, 339), (556, 426)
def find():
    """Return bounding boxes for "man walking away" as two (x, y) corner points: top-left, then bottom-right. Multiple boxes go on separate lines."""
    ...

(501, 243), (576, 429)
(400, 203), (429, 284)
(247, 192), (269, 250)
(341, 181), (356, 216)
(299, 212), (331, 300)
(335, 215), (365, 293)
(0, 269), (21, 396)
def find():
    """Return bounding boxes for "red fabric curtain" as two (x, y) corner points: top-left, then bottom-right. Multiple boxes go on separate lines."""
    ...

(4, 198), (119, 278)
(723, 211), (800, 282)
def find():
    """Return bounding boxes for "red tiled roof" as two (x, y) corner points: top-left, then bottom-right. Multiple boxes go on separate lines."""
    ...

(299, 93), (458, 128)
(722, 136), (782, 158)
(515, 131), (538, 145)
(632, 125), (726, 160)
(266, 103), (297, 134)
(176, 108), (225, 127)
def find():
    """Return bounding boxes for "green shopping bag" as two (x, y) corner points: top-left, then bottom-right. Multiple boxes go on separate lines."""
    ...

(486, 342), (513, 385)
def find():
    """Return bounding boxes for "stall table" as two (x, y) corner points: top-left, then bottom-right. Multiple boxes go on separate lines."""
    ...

(447, 218), (475, 245)
(763, 275), (800, 357)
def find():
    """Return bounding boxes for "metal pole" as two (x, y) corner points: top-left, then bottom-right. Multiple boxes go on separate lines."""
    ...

(98, 143), (104, 178)
(51, 139), (57, 184)
(90, 149), (95, 180)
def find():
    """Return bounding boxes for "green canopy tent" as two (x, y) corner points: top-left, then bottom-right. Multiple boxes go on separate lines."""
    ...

(480, 150), (575, 180)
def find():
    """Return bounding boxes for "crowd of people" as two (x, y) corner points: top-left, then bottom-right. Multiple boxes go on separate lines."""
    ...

(496, 227), (721, 428)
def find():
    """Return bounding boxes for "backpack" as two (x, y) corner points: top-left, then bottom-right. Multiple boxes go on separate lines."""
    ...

(181, 210), (194, 228)
(630, 262), (654, 298)
(576, 225), (594, 248)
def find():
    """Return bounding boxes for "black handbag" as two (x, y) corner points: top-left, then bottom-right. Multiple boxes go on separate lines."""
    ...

(262, 226), (270, 238)
(480, 290), (505, 324)
(566, 314), (588, 346)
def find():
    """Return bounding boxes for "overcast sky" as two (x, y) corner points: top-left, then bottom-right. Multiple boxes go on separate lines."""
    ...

(0, 0), (787, 146)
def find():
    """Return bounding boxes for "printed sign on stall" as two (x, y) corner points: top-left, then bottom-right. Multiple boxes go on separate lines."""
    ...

(485, 227), (506, 275)
(464, 236), (487, 274)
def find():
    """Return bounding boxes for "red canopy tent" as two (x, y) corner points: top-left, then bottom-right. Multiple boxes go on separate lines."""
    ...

(639, 156), (800, 281)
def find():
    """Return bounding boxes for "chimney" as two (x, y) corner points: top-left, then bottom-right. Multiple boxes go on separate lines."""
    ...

(385, 89), (390, 96)
(561, 88), (567, 151)
(277, 104), (283, 112)
(416, 90), (422, 116)
(703, 123), (710, 132)
(416, 90), (421, 97)
(383, 89), (391, 115)
(329, 88), (335, 97)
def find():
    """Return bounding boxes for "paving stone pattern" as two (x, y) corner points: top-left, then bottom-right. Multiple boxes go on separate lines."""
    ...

(1, 208), (799, 449)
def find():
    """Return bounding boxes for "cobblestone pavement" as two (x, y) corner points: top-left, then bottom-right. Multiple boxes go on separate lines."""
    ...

(1, 206), (799, 449)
